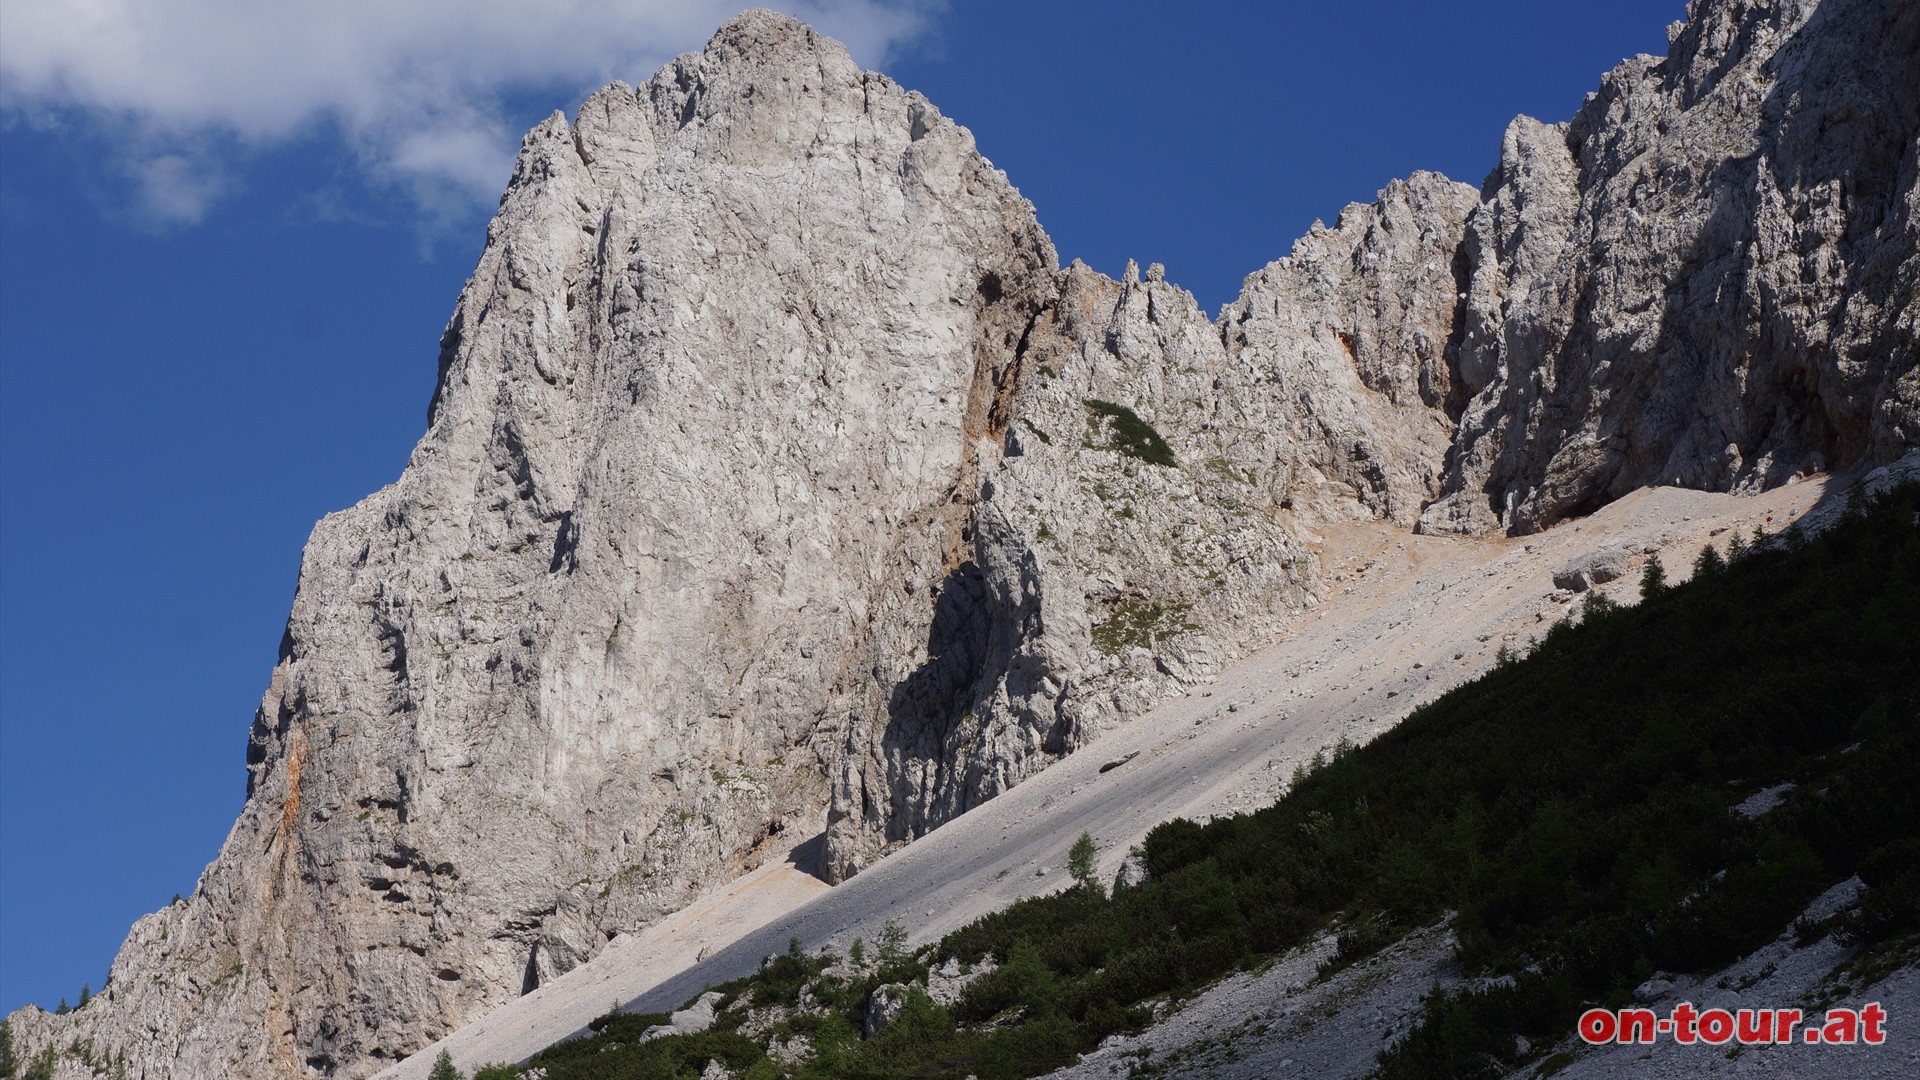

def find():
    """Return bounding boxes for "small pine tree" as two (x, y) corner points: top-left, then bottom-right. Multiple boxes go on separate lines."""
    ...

(1003, 939), (1059, 1017)
(1726, 531), (1748, 561)
(848, 937), (866, 968)
(1694, 543), (1725, 578)
(1581, 590), (1618, 621)
(53, 998), (69, 1016)
(77, 984), (90, 1009)
(22, 1047), (55, 1080)
(1067, 832), (1101, 895)
(809, 1012), (857, 1072)
(1639, 553), (1667, 600)
(877, 919), (909, 968)
(427, 1049), (463, 1080)
(472, 1066), (520, 1080)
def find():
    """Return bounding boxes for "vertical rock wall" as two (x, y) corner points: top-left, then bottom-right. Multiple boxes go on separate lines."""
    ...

(1421, 0), (1920, 535)
(8, 1), (1915, 1076)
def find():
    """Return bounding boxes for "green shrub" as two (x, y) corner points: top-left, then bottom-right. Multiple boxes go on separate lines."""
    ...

(1083, 399), (1176, 466)
(1067, 832), (1101, 895)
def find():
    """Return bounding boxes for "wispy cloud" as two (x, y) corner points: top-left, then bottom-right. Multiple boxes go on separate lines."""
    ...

(129, 152), (230, 226)
(0, 1), (939, 228)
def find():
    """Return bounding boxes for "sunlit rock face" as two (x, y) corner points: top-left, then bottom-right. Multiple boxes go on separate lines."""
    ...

(4, 13), (1058, 1076)
(9, 1), (1914, 1076)
(823, 172), (1486, 878)
(1420, 0), (1920, 536)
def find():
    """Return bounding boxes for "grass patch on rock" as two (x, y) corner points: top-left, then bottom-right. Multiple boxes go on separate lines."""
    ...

(1090, 598), (1197, 654)
(1083, 399), (1176, 467)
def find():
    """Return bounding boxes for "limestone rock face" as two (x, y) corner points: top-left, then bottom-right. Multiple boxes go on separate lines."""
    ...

(821, 260), (1324, 879)
(8, 10), (1467, 1064)
(824, 177), (1479, 875)
(1218, 173), (1481, 526)
(13, 9), (1464, 1074)
(7, 13), (1058, 1078)
(1420, 0), (1920, 535)
(11, 1), (1917, 1077)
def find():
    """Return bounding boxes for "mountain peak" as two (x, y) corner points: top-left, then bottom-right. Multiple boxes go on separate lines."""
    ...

(707, 7), (837, 60)
(10, 1), (1915, 1076)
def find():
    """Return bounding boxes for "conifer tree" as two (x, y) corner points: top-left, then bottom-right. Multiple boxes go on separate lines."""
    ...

(1068, 832), (1102, 895)
(21, 1047), (54, 1080)
(1694, 543), (1725, 577)
(1639, 553), (1667, 600)
(877, 919), (909, 968)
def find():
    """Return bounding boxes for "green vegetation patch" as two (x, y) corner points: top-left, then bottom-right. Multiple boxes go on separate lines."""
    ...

(1090, 598), (1197, 654)
(1083, 399), (1176, 467)
(1018, 417), (1053, 446)
(1204, 457), (1251, 484)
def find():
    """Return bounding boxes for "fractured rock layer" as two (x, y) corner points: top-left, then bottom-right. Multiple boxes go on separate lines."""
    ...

(1421, 0), (1920, 534)
(9, 1), (1916, 1076)
(827, 173), (1481, 877)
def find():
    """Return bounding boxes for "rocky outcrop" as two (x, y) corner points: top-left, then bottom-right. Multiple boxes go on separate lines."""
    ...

(1420, 0), (1920, 535)
(1218, 174), (1482, 526)
(825, 176), (1479, 875)
(639, 991), (725, 1043)
(862, 984), (910, 1038)
(1552, 549), (1632, 592)
(10, 1), (1916, 1076)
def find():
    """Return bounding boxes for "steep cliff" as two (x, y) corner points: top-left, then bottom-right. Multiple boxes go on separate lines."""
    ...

(826, 171), (1480, 877)
(8, 0), (1916, 1076)
(1420, 0), (1919, 534)
(10, 13), (1062, 1076)
(3, 11), (1463, 1076)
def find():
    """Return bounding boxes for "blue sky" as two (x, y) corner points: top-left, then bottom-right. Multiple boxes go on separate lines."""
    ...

(0, 0), (1683, 1013)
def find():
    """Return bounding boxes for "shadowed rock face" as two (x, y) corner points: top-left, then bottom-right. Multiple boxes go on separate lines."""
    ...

(822, 172), (1484, 876)
(10, 1), (1915, 1076)
(1420, 0), (1920, 535)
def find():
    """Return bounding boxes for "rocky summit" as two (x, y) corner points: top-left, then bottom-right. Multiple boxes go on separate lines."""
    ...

(8, 1), (1915, 1076)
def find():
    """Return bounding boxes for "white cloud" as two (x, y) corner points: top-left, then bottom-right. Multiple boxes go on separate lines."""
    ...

(0, 1), (938, 225)
(129, 151), (229, 226)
